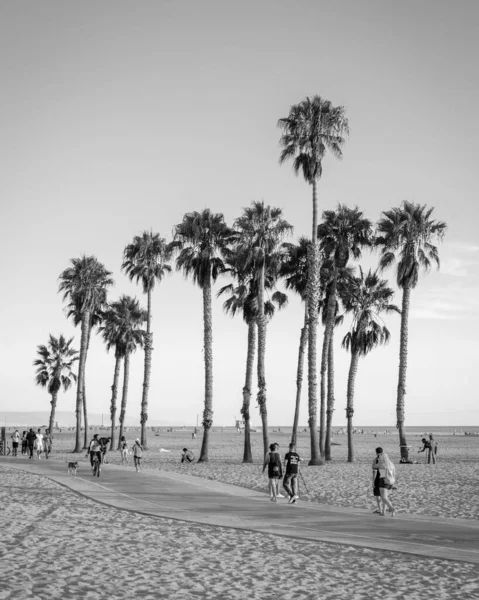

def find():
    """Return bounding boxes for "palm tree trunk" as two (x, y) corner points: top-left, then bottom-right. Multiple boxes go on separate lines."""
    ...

(82, 326), (92, 449)
(241, 320), (256, 463)
(320, 276), (337, 458)
(256, 262), (269, 458)
(73, 311), (90, 452)
(48, 390), (59, 436)
(346, 350), (360, 463)
(325, 328), (335, 461)
(110, 352), (122, 450)
(307, 179), (322, 465)
(140, 288), (153, 448)
(118, 352), (130, 446)
(198, 274), (213, 462)
(291, 305), (308, 446)
(397, 285), (411, 461)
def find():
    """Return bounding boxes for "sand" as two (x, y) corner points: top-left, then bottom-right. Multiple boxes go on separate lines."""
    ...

(1, 429), (478, 598)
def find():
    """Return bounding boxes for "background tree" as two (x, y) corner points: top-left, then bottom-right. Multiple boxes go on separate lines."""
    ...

(278, 95), (349, 465)
(218, 249), (288, 462)
(34, 334), (78, 435)
(317, 205), (372, 458)
(58, 256), (113, 452)
(234, 201), (292, 456)
(341, 268), (399, 461)
(113, 296), (147, 446)
(173, 209), (236, 462)
(122, 231), (172, 448)
(376, 201), (446, 461)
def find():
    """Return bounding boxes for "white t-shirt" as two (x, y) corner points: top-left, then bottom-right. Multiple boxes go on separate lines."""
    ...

(12, 432), (20, 443)
(36, 433), (44, 447)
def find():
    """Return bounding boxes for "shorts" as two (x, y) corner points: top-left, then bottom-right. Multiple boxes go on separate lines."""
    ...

(134, 456), (141, 465)
(12, 442), (19, 448)
(374, 473), (392, 495)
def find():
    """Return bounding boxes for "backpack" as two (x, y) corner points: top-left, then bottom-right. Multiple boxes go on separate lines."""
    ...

(384, 463), (396, 485)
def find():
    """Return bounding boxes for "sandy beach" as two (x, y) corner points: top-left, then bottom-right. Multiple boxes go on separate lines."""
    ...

(1, 429), (478, 598)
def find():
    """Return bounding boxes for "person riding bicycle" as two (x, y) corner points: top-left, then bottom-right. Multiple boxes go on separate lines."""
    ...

(86, 434), (104, 469)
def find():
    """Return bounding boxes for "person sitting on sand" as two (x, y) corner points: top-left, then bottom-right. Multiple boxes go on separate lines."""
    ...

(283, 442), (301, 504)
(262, 443), (283, 502)
(372, 447), (396, 516)
(132, 439), (143, 472)
(181, 448), (195, 463)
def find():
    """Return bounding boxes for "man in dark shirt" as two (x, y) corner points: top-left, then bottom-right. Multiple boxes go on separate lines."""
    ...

(26, 429), (37, 459)
(283, 442), (301, 503)
(418, 438), (433, 463)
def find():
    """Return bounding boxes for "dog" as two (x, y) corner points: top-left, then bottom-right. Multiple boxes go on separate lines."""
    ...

(67, 461), (78, 476)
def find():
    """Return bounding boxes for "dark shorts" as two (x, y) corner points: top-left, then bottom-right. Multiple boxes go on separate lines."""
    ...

(374, 472), (392, 495)
(12, 442), (19, 448)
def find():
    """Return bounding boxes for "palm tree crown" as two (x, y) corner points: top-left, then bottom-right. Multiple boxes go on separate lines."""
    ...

(122, 231), (172, 293)
(376, 201), (447, 288)
(278, 95), (349, 184)
(100, 296), (147, 357)
(34, 334), (78, 394)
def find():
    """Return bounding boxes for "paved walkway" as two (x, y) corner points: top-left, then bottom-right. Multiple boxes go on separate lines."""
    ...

(2, 456), (478, 564)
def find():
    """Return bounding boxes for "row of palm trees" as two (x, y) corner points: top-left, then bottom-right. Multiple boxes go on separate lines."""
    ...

(33, 94), (447, 463)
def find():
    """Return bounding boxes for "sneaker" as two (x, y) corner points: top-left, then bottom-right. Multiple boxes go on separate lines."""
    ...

(288, 495), (294, 504)
(291, 498), (297, 504)
(277, 493), (285, 498)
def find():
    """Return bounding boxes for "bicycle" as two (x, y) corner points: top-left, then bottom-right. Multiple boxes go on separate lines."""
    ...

(92, 454), (101, 477)
(0, 441), (11, 456)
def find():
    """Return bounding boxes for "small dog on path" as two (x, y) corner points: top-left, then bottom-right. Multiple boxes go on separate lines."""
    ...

(67, 461), (78, 476)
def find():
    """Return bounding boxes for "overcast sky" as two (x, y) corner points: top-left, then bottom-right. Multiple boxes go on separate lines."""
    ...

(1, 0), (478, 428)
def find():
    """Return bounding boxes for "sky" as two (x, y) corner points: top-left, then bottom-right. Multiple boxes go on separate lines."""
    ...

(1, 0), (478, 428)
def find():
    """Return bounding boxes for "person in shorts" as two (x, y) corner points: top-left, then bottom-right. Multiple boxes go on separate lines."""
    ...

(86, 434), (103, 469)
(262, 443), (283, 502)
(132, 439), (143, 472)
(283, 442), (301, 504)
(35, 429), (44, 459)
(372, 447), (396, 516)
(43, 430), (53, 459)
(120, 436), (129, 465)
(181, 448), (195, 463)
(11, 430), (20, 457)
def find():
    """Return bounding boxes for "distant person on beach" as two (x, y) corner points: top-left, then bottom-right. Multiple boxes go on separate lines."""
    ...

(418, 438), (435, 464)
(86, 434), (103, 469)
(263, 443), (283, 502)
(26, 429), (36, 459)
(44, 430), (52, 459)
(372, 447), (396, 516)
(429, 434), (438, 461)
(35, 429), (44, 459)
(181, 448), (195, 463)
(283, 442), (301, 504)
(21, 431), (28, 455)
(11, 430), (20, 457)
(120, 436), (129, 465)
(132, 439), (143, 472)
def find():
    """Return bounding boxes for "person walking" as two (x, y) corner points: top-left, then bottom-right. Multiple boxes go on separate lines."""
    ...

(372, 447), (396, 516)
(428, 434), (438, 463)
(120, 436), (129, 465)
(262, 443), (283, 502)
(132, 438), (143, 472)
(21, 431), (28, 455)
(43, 430), (53, 459)
(35, 429), (44, 459)
(26, 429), (36, 459)
(11, 430), (20, 457)
(283, 442), (301, 504)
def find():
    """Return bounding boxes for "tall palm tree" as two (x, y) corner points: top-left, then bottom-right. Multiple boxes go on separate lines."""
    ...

(34, 335), (78, 435)
(65, 299), (103, 448)
(58, 256), (114, 452)
(173, 209), (236, 462)
(113, 296), (147, 447)
(281, 237), (310, 446)
(234, 201), (292, 457)
(317, 205), (372, 458)
(218, 251), (288, 462)
(376, 201), (446, 461)
(278, 95), (349, 465)
(341, 268), (399, 462)
(122, 231), (172, 448)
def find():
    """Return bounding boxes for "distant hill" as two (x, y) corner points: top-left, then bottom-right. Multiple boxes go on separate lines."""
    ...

(0, 411), (179, 428)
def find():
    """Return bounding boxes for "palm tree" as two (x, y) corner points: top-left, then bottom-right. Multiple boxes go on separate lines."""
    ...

(317, 205), (372, 458)
(281, 237), (310, 446)
(58, 256), (114, 452)
(376, 201), (446, 461)
(172, 210), (236, 462)
(278, 95), (349, 465)
(113, 296), (147, 446)
(341, 268), (399, 461)
(234, 202), (292, 457)
(122, 231), (172, 448)
(218, 250), (288, 462)
(65, 299), (103, 448)
(34, 335), (78, 435)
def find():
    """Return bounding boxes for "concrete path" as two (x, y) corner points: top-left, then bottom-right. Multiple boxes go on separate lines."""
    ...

(2, 457), (478, 565)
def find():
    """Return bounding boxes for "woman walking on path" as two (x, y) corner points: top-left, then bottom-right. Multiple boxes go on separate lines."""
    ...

(21, 431), (27, 455)
(262, 443), (283, 502)
(132, 438), (143, 472)
(43, 430), (53, 459)
(120, 436), (129, 465)
(372, 447), (396, 516)
(35, 429), (44, 459)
